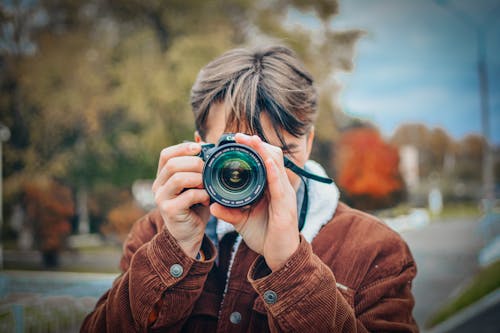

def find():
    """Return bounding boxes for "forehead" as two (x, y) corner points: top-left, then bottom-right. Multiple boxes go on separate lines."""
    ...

(204, 102), (289, 145)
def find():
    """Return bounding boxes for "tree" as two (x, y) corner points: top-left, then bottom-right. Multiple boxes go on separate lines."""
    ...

(454, 134), (485, 182)
(2, 0), (362, 241)
(23, 178), (74, 267)
(391, 123), (454, 178)
(335, 126), (404, 210)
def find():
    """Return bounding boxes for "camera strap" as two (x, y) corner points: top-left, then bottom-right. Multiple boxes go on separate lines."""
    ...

(283, 157), (333, 184)
(298, 177), (308, 231)
(283, 157), (333, 231)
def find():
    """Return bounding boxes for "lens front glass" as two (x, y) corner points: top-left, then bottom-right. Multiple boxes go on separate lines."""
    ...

(220, 159), (251, 191)
(205, 145), (265, 206)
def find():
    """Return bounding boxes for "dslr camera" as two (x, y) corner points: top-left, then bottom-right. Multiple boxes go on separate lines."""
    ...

(198, 133), (266, 208)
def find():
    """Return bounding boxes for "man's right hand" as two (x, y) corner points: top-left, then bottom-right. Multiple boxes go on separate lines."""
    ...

(152, 142), (210, 258)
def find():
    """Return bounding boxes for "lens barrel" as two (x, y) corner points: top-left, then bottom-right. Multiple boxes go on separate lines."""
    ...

(202, 142), (266, 208)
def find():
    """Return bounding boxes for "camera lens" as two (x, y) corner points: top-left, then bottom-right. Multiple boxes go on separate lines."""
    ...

(203, 144), (266, 208)
(219, 159), (251, 191)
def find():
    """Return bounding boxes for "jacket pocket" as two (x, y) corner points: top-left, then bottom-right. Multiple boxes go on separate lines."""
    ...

(248, 296), (269, 332)
(252, 296), (267, 315)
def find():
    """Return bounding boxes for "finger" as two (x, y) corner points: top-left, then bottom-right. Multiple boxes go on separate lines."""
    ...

(158, 189), (210, 222)
(265, 157), (288, 201)
(235, 133), (292, 196)
(175, 189), (211, 208)
(234, 133), (285, 172)
(156, 172), (204, 200)
(153, 156), (204, 193)
(209, 203), (248, 225)
(265, 157), (297, 231)
(157, 142), (201, 177)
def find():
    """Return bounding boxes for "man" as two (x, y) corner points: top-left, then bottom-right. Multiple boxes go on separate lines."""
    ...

(82, 45), (418, 332)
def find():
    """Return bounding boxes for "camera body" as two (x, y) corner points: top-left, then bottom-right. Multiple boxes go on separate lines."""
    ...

(198, 134), (266, 208)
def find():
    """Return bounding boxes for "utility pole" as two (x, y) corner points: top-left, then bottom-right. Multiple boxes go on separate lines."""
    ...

(0, 123), (11, 269)
(434, 0), (498, 211)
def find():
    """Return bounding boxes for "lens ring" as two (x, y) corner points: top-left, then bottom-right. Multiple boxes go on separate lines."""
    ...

(203, 143), (266, 208)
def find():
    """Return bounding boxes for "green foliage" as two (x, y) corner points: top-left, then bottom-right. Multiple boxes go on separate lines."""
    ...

(1, 0), (362, 231)
(426, 260), (500, 328)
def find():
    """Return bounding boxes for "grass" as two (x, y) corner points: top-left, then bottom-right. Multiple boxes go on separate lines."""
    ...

(436, 202), (482, 220)
(3, 262), (121, 274)
(375, 201), (482, 222)
(426, 260), (500, 328)
(0, 295), (95, 332)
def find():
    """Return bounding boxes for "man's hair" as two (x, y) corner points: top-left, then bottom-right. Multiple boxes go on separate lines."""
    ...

(190, 45), (317, 146)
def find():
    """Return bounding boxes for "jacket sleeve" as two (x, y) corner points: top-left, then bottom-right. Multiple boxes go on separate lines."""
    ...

(248, 235), (418, 333)
(81, 213), (216, 332)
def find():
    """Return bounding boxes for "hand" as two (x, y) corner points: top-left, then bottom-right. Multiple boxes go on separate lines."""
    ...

(152, 142), (211, 258)
(210, 134), (300, 271)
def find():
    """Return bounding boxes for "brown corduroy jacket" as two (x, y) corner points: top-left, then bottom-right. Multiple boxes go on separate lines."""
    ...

(81, 202), (418, 332)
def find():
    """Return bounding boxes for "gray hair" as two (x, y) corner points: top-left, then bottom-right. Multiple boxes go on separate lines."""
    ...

(190, 45), (317, 146)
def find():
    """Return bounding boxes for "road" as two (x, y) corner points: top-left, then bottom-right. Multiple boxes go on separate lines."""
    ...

(399, 218), (485, 330)
(2, 216), (491, 331)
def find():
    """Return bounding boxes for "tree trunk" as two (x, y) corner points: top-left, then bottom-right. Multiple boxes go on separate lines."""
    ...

(77, 186), (90, 234)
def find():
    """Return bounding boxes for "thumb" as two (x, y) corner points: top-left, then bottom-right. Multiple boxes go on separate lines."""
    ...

(210, 203), (248, 225)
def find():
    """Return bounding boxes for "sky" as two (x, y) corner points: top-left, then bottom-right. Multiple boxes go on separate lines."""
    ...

(293, 0), (500, 144)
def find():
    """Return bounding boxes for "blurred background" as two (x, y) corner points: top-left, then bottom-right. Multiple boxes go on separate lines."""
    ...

(0, 0), (499, 332)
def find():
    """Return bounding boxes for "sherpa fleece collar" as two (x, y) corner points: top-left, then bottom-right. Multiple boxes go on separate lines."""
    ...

(216, 160), (340, 243)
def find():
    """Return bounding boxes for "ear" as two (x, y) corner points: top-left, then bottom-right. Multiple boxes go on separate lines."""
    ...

(194, 131), (202, 143)
(305, 126), (315, 160)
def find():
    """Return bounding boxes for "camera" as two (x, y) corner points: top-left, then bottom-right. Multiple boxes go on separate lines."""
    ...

(198, 133), (266, 208)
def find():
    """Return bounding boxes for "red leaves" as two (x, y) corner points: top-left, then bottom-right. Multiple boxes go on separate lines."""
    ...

(335, 127), (403, 209)
(24, 178), (75, 252)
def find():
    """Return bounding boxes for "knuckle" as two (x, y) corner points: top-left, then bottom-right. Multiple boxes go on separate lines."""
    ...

(194, 172), (203, 184)
(187, 189), (198, 201)
(196, 157), (205, 170)
(181, 142), (194, 154)
(271, 145), (283, 156)
(165, 159), (177, 174)
(169, 172), (183, 185)
(199, 190), (208, 201)
(154, 192), (164, 207)
(160, 201), (174, 217)
(160, 147), (171, 160)
(158, 199), (168, 211)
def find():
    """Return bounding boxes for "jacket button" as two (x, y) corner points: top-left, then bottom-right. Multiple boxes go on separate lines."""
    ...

(229, 311), (242, 324)
(169, 264), (183, 278)
(263, 290), (278, 304)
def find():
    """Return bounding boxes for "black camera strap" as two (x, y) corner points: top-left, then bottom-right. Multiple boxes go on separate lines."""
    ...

(298, 177), (308, 231)
(283, 157), (333, 231)
(283, 157), (333, 185)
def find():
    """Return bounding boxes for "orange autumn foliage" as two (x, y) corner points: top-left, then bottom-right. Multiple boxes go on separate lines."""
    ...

(335, 127), (403, 207)
(23, 178), (75, 252)
(103, 201), (146, 242)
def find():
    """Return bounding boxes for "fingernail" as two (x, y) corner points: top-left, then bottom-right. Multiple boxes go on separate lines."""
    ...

(190, 143), (199, 151)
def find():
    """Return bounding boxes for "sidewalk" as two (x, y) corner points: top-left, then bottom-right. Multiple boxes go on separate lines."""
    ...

(2, 216), (498, 331)
(0, 270), (118, 332)
(399, 218), (485, 328)
(3, 247), (122, 273)
(426, 289), (500, 333)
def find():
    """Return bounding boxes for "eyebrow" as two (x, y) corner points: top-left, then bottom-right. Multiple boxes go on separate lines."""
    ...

(280, 143), (299, 152)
